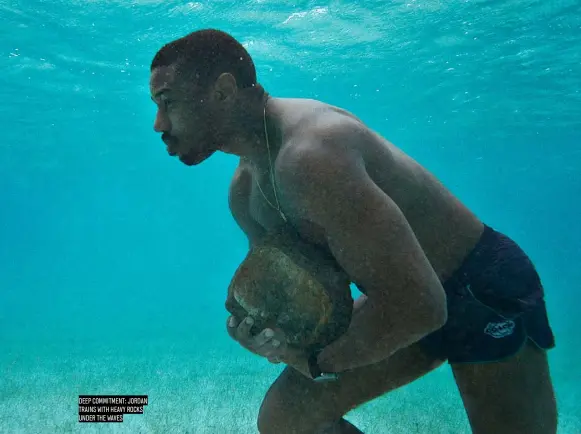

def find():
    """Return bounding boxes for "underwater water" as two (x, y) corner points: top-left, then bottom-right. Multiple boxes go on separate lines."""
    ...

(1, 0), (580, 432)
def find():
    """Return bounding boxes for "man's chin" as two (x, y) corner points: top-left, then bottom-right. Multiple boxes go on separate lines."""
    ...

(179, 150), (214, 166)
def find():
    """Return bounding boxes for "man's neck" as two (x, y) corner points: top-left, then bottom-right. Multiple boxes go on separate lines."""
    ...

(221, 95), (281, 170)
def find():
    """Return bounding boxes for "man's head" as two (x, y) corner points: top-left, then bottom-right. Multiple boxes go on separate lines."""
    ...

(149, 29), (263, 165)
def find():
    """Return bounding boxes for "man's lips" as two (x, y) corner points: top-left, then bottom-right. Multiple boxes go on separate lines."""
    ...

(163, 139), (178, 156)
(162, 134), (177, 153)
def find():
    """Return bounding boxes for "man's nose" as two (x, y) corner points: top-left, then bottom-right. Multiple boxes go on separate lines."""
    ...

(154, 111), (171, 133)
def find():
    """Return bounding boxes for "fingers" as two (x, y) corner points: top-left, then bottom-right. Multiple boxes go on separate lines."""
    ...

(226, 314), (287, 358)
(226, 315), (255, 340)
(255, 328), (284, 358)
(226, 315), (261, 343)
(226, 315), (239, 340)
(254, 327), (275, 347)
(227, 315), (258, 352)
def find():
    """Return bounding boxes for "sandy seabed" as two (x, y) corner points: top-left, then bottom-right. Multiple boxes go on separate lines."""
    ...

(0, 337), (578, 434)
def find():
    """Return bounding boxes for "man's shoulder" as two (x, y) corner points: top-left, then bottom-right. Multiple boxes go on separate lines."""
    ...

(275, 97), (368, 145)
(278, 112), (369, 180)
(275, 116), (372, 215)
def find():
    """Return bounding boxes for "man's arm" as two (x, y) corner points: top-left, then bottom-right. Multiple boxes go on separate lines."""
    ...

(228, 163), (265, 247)
(279, 124), (448, 372)
(226, 163), (266, 319)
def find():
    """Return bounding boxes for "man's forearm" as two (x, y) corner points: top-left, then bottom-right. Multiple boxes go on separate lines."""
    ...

(316, 297), (444, 372)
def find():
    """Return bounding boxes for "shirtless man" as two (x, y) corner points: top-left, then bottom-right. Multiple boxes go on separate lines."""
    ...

(149, 29), (557, 434)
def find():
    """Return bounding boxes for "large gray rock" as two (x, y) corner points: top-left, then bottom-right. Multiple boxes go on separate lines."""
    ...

(226, 228), (353, 354)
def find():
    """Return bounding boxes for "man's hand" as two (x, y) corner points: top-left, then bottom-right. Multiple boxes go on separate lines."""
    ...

(226, 315), (315, 378)
(226, 315), (287, 364)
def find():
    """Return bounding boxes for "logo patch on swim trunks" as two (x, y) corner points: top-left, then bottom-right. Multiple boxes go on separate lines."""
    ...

(484, 320), (515, 338)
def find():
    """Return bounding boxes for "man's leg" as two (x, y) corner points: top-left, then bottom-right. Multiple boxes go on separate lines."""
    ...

(257, 341), (445, 434)
(451, 340), (557, 434)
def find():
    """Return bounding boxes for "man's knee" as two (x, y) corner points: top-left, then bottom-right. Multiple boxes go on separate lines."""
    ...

(257, 397), (305, 434)
(257, 393), (286, 434)
(257, 388), (319, 434)
(257, 370), (338, 434)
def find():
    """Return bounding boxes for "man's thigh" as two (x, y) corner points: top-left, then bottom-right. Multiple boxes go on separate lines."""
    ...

(258, 342), (444, 434)
(451, 340), (557, 434)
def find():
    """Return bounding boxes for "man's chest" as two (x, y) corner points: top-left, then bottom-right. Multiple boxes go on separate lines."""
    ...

(247, 174), (329, 251)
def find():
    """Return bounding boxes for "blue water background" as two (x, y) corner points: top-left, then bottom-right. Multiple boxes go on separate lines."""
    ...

(1, 0), (580, 432)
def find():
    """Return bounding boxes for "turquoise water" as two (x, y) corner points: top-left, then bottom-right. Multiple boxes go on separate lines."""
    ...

(1, 0), (580, 432)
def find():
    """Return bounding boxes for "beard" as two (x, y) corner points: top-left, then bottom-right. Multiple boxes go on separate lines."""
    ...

(179, 125), (218, 165)
(165, 111), (222, 165)
(179, 147), (215, 165)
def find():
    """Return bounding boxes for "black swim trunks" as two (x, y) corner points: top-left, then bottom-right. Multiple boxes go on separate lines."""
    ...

(418, 224), (556, 364)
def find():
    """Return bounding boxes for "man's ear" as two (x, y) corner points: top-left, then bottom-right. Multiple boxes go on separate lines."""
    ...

(213, 73), (237, 102)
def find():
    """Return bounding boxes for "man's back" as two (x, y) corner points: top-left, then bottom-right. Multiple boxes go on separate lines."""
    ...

(231, 97), (484, 282)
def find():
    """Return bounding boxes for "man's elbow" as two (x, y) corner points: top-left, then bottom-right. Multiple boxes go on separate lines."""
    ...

(427, 301), (448, 333)
(415, 287), (448, 335)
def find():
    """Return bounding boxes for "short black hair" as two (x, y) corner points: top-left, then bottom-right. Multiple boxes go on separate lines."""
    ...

(151, 29), (257, 89)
